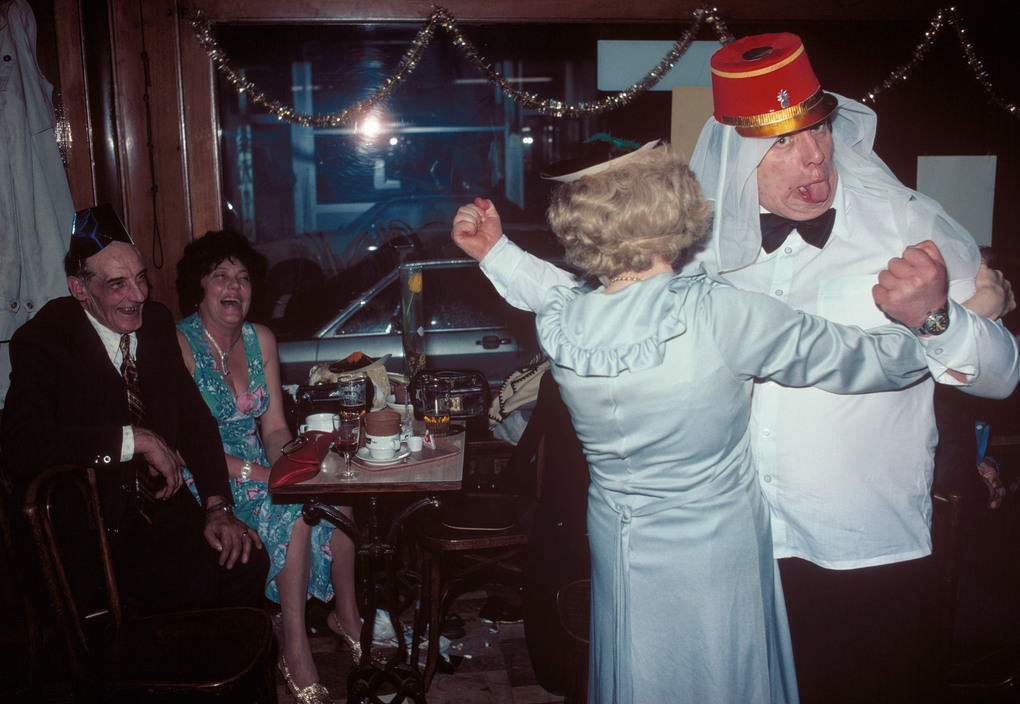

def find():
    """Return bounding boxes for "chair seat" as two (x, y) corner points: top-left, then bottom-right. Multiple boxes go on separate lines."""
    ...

(96, 607), (273, 692)
(556, 579), (591, 646)
(437, 492), (521, 533)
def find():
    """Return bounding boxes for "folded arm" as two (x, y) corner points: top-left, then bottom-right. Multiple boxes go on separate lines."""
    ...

(872, 241), (1019, 399)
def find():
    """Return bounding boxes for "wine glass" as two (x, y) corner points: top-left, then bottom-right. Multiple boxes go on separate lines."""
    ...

(334, 418), (361, 480)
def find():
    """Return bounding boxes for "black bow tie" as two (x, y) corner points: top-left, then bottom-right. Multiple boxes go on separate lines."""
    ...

(760, 209), (836, 254)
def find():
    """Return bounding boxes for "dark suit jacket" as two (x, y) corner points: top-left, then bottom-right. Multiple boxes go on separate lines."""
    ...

(1, 297), (230, 519)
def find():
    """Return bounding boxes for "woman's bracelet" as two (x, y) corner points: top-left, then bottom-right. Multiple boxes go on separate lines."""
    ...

(205, 502), (233, 515)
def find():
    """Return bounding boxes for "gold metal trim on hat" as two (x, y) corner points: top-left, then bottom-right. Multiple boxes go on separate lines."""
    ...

(711, 44), (805, 79)
(719, 88), (827, 129)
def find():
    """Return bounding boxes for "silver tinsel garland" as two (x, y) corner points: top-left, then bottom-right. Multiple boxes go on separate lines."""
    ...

(186, 4), (1015, 127)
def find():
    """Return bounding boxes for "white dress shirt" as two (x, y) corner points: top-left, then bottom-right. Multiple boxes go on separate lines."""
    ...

(83, 309), (137, 462)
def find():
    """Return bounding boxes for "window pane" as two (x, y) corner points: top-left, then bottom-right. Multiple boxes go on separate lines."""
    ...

(333, 279), (400, 336)
(213, 21), (681, 334)
(421, 266), (506, 331)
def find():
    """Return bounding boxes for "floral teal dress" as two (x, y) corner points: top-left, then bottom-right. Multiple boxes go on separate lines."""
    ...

(178, 313), (336, 604)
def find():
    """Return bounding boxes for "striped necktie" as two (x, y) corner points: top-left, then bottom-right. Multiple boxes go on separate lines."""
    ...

(119, 334), (146, 424)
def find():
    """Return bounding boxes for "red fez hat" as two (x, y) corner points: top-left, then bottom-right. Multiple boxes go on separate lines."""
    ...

(710, 33), (837, 137)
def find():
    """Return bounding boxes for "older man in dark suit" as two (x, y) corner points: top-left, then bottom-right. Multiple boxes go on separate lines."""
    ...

(1, 205), (268, 614)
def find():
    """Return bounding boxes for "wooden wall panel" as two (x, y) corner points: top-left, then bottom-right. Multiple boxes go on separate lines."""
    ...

(179, 6), (224, 245)
(52, 0), (94, 208)
(109, 0), (191, 306)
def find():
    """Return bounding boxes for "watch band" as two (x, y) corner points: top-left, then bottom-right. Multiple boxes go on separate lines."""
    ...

(240, 460), (253, 481)
(915, 303), (950, 336)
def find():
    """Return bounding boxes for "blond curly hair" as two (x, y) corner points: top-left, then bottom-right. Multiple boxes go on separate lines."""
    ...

(546, 142), (712, 278)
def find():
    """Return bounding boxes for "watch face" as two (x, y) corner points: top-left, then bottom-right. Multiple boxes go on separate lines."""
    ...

(922, 310), (950, 335)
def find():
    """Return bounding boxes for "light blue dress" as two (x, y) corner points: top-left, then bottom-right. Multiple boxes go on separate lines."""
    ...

(535, 272), (929, 704)
(178, 313), (337, 604)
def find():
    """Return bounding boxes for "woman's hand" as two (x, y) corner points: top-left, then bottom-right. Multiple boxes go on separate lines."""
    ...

(452, 197), (503, 261)
(963, 263), (1015, 321)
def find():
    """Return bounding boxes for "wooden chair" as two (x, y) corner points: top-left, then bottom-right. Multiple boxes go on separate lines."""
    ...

(22, 464), (278, 703)
(555, 578), (591, 704)
(412, 439), (529, 690)
(520, 373), (592, 696)
(0, 473), (43, 696)
(932, 480), (1020, 698)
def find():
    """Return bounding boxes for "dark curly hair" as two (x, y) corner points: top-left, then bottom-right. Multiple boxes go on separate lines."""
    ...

(175, 230), (267, 313)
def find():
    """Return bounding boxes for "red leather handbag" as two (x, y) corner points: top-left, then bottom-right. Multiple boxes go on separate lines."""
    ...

(268, 431), (335, 489)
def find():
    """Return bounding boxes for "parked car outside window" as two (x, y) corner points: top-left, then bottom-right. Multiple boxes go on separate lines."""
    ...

(256, 193), (553, 336)
(276, 253), (557, 391)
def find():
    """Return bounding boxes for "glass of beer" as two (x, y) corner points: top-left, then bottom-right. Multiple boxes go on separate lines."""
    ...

(337, 372), (368, 421)
(423, 379), (451, 436)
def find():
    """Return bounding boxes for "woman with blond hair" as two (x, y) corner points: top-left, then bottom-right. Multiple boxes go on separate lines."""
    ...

(452, 141), (933, 703)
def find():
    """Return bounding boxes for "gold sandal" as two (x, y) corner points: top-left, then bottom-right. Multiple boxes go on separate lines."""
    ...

(278, 655), (332, 704)
(327, 612), (364, 664)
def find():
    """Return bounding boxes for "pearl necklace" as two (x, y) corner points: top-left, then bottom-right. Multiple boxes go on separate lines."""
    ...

(201, 321), (242, 377)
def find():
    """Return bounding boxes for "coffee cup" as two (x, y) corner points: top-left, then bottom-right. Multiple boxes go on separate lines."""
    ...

(364, 409), (401, 436)
(407, 435), (424, 453)
(365, 432), (401, 459)
(300, 412), (338, 434)
(363, 409), (402, 458)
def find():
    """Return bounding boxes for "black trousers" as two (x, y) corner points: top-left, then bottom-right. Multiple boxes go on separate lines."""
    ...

(779, 555), (940, 704)
(112, 490), (269, 615)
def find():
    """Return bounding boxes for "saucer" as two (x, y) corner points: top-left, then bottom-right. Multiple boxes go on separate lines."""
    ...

(355, 446), (411, 466)
(388, 401), (413, 414)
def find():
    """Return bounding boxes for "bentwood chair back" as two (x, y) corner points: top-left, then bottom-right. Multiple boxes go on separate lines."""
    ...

(22, 464), (278, 702)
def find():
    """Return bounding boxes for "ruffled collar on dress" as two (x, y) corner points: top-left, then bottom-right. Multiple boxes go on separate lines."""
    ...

(537, 271), (723, 377)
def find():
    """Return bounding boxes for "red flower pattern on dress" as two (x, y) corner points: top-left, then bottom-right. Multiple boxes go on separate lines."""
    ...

(236, 384), (266, 415)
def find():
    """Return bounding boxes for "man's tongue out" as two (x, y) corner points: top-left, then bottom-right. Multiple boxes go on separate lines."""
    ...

(797, 180), (830, 204)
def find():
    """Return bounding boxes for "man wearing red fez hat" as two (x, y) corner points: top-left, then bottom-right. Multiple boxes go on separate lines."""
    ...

(450, 32), (1018, 703)
(1, 205), (269, 616)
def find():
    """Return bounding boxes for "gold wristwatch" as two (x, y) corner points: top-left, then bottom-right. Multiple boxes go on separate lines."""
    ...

(915, 304), (950, 336)
(240, 460), (253, 481)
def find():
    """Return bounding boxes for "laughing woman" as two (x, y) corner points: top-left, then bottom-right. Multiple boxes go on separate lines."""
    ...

(175, 231), (362, 703)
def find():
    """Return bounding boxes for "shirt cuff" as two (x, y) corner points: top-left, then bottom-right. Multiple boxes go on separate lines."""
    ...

(121, 426), (134, 463)
(918, 298), (977, 383)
